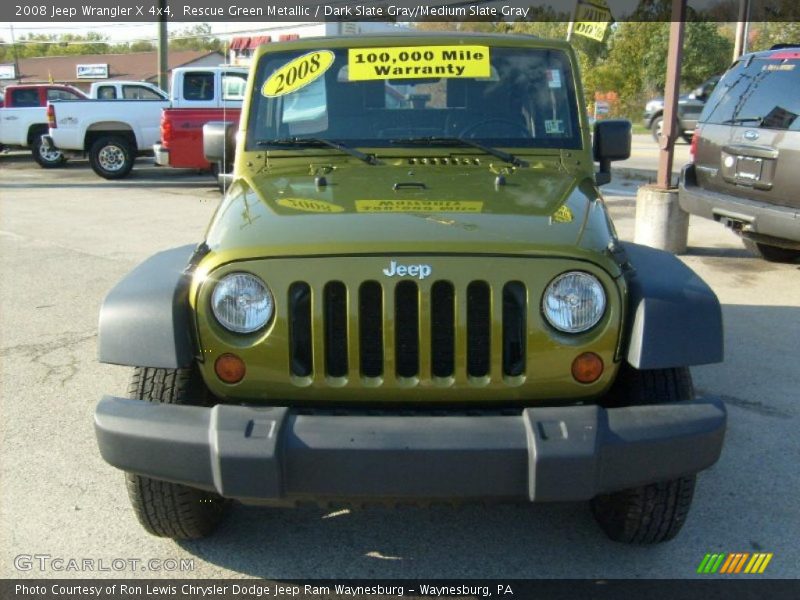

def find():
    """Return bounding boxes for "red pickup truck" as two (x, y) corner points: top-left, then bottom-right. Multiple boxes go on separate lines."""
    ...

(153, 68), (246, 173)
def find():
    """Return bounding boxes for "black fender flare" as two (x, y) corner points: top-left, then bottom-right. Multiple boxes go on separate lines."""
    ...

(620, 242), (723, 369)
(98, 244), (201, 369)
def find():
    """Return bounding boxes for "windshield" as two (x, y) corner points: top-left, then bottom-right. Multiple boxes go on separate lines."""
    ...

(700, 54), (800, 131)
(247, 44), (581, 150)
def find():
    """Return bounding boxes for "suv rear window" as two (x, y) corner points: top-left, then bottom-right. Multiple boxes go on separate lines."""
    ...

(700, 54), (800, 131)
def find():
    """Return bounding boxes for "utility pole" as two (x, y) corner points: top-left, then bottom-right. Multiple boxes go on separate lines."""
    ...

(157, 0), (169, 91)
(635, 0), (690, 254)
(9, 23), (21, 83)
(656, 0), (686, 189)
(733, 0), (751, 60)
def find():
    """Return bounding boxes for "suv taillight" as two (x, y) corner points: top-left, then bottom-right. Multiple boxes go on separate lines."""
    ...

(47, 104), (56, 129)
(689, 126), (699, 163)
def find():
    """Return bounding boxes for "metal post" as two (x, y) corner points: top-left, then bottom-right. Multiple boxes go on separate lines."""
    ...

(656, 0), (687, 189)
(733, 0), (750, 60)
(157, 0), (169, 91)
(9, 23), (21, 83)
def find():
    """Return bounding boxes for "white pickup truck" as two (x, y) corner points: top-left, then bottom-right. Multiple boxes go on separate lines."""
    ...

(44, 67), (247, 179)
(1, 81), (166, 168)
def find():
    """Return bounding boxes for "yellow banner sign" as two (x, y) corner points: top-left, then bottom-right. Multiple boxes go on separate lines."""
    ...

(277, 198), (344, 213)
(356, 200), (483, 213)
(348, 46), (490, 81)
(574, 1), (612, 42)
(262, 50), (335, 98)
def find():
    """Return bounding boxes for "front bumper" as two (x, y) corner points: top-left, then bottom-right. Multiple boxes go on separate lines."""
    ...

(679, 164), (800, 244)
(152, 143), (170, 167)
(95, 395), (726, 503)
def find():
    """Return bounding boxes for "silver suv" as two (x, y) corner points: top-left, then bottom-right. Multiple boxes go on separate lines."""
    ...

(679, 46), (800, 262)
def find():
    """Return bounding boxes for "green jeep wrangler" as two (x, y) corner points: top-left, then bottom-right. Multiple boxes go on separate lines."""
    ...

(95, 34), (726, 544)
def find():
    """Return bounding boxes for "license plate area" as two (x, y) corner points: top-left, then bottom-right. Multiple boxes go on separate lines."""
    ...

(734, 156), (762, 183)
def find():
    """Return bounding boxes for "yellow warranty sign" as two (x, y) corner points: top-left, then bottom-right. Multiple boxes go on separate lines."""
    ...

(348, 46), (490, 81)
(277, 198), (344, 213)
(356, 200), (483, 213)
(573, 1), (611, 42)
(262, 50), (335, 98)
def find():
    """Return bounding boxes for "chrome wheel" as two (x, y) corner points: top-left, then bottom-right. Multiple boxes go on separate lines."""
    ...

(97, 144), (126, 172)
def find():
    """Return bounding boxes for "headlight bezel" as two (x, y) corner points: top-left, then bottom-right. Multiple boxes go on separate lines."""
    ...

(210, 271), (274, 334)
(541, 270), (607, 334)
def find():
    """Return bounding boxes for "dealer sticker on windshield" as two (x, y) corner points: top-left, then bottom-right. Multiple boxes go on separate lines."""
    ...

(348, 46), (490, 81)
(262, 50), (335, 98)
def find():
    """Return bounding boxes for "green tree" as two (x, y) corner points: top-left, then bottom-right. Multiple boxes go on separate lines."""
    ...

(169, 23), (222, 52)
(593, 21), (731, 119)
(749, 22), (800, 52)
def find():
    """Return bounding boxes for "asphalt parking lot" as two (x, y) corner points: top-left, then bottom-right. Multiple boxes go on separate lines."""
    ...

(1, 148), (798, 580)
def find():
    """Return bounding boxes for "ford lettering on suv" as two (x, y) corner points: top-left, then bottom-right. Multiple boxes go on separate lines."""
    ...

(94, 34), (726, 544)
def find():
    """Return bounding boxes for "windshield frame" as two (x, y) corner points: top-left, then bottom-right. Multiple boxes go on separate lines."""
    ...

(245, 42), (583, 153)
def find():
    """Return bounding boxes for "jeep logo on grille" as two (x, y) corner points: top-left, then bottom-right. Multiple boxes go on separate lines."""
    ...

(382, 261), (432, 280)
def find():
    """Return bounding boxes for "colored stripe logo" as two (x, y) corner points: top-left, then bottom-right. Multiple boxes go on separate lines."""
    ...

(697, 552), (773, 574)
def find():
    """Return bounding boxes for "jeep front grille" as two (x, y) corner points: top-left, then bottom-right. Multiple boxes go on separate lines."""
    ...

(288, 279), (529, 383)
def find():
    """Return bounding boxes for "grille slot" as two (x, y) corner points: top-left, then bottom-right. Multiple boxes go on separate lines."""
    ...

(287, 276), (529, 385)
(395, 280), (420, 377)
(502, 281), (527, 377)
(359, 281), (384, 378)
(288, 282), (313, 377)
(324, 281), (348, 378)
(431, 281), (455, 377)
(467, 281), (491, 377)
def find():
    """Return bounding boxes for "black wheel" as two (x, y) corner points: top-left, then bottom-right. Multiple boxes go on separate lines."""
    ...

(591, 366), (697, 543)
(650, 116), (664, 142)
(89, 135), (135, 179)
(32, 134), (65, 168)
(680, 132), (694, 144)
(742, 238), (800, 263)
(125, 366), (226, 540)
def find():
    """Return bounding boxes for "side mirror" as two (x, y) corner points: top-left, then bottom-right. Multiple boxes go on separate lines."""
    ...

(203, 121), (237, 166)
(593, 119), (631, 186)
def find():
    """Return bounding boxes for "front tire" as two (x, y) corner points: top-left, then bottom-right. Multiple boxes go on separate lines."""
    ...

(32, 134), (65, 168)
(125, 367), (226, 540)
(89, 135), (134, 179)
(591, 366), (697, 543)
(742, 238), (800, 263)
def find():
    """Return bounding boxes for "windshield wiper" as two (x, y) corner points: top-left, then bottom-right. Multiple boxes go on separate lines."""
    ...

(721, 116), (763, 126)
(256, 137), (377, 165)
(390, 136), (529, 168)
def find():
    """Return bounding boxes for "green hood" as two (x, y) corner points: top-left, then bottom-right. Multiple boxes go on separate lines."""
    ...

(204, 158), (614, 266)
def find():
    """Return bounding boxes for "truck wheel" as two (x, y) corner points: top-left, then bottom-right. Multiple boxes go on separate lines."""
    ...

(125, 366), (226, 539)
(742, 239), (800, 263)
(89, 135), (134, 179)
(591, 366), (697, 543)
(32, 134), (65, 168)
(650, 116), (663, 142)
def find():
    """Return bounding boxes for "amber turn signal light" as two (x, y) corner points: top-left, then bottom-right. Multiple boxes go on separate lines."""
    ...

(571, 352), (604, 384)
(215, 353), (246, 384)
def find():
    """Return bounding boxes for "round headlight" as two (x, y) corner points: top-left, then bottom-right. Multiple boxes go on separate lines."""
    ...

(542, 272), (606, 333)
(211, 273), (274, 334)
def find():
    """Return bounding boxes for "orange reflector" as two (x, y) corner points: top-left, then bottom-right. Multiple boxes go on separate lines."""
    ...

(215, 353), (246, 384)
(571, 352), (604, 384)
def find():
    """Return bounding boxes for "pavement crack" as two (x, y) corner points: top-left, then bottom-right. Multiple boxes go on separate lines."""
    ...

(2, 331), (97, 386)
(713, 393), (793, 419)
